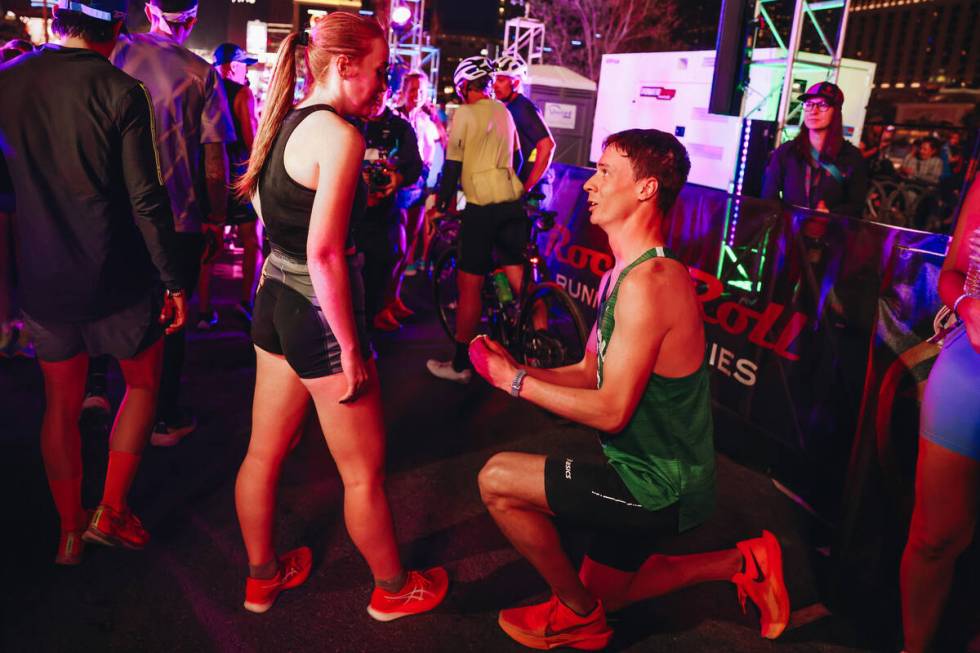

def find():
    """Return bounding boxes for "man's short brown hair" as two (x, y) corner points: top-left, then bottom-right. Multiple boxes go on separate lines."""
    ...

(602, 129), (691, 214)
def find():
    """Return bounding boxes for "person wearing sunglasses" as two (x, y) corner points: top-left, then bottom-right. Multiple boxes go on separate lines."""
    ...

(761, 82), (868, 218)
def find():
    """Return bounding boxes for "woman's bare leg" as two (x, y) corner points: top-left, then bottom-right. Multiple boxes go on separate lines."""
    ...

(901, 437), (979, 653)
(302, 360), (403, 584)
(235, 347), (311, 573)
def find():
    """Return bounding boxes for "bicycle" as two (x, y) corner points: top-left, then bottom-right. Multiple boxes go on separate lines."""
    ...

(431, 201), (588, 369)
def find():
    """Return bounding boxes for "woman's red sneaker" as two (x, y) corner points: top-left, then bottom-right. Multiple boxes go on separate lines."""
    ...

(243, 546), (313, 614)
(366, 567), (449, 622)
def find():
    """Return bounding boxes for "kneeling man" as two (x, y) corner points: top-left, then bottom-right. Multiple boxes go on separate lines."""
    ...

(471, 129), (789, 650)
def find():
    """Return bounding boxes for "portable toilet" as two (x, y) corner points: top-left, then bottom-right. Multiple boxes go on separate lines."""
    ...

(526, 65), (598, 168)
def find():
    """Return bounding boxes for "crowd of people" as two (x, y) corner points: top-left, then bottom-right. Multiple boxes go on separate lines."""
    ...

(0, 2), (975, 652)
(860, 123), (969, 229)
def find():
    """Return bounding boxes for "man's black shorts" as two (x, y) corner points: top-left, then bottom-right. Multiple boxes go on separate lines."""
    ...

(23, 293), (164, 363)
(457, 200), (527, 275)
(545, 454), (680, 572)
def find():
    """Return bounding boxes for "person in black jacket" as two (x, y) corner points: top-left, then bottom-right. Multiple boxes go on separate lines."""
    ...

(354, 95), (422, 330)
(761, 82), (868, 218)
(0, 0), (185, 565)
(196, 42), (261, 328)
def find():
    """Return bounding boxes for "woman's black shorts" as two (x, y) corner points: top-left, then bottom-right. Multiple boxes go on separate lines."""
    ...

(251, 252), (372, 379)
(545, 454), (680, 572)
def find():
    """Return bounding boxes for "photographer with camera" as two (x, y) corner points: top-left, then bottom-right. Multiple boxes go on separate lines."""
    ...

(353, 92), (423, 330)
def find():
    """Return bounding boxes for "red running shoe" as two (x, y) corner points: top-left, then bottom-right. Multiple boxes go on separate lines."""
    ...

(55, 530), (85, 566)
(372, 308), (401, 332)
(389, 298), (414, 320)
(366, 567), (449, 621)
(498, 594), (612, 650)
(56, 509), (93, 565)
(732, 530), (790, 639)
(243, 547), (313, 614)
(83, 504), (149, 550)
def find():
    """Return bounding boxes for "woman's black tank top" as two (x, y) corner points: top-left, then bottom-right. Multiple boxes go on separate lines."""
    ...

(258, 104), (367, 259)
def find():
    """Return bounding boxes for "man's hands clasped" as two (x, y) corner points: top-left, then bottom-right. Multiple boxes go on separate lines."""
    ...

(469, 335), (521, 391)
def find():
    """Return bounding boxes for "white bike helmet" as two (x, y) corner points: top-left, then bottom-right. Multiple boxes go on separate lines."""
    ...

(493, 53), (527, 80)
(453, 55), (494, 89)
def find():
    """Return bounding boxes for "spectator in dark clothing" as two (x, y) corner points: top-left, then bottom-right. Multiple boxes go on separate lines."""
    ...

(354, 98), (422, 330)
(761, 82), (868, 218)
(900, 137), (943, 186)
(109, 0), (235, 446)
(197, 42), (261, 328)
(1, 39), (34, 62)
(492, 53), (555, 191)
(0, 0), (186, 566)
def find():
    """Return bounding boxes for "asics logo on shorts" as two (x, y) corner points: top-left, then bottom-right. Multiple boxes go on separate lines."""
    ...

(564, 458), (573, 480)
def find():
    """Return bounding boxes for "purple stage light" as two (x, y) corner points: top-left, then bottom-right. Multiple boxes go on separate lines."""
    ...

(391, 5), (412, 27)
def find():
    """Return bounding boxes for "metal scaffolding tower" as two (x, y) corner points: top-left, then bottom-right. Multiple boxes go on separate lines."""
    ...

(387, 0), (440, 100)
(502, 4), (545, 66)
(753, 0), (853, 143)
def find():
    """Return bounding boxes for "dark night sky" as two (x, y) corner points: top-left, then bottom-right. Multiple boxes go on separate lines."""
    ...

(436, 0), (500, 37)
(1, 0), (725, 50)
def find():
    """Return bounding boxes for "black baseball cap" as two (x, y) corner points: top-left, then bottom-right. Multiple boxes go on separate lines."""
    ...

(213, 43), (258, 66)
(57, 0), (127, 21)
(799, 81), (844, 107)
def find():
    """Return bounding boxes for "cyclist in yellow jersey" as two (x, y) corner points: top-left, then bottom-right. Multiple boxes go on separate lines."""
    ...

(470, 129), (790, 650)
(426, 55), (525, 384)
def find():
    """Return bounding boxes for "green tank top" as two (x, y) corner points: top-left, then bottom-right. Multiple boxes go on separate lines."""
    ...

(596, 247), (716, 532)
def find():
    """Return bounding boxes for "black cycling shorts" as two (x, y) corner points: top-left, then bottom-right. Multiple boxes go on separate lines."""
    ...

(545, 455), (680, 572)
(23, 293), (164, 363)
(251, 252), (372, 379)
(457, 200), (528, 275)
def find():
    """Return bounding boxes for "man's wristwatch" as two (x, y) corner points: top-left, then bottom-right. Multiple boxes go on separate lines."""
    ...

(166, 288), (186, 299)
(952, 293), (970, 318)
(510, 369), (528, 397)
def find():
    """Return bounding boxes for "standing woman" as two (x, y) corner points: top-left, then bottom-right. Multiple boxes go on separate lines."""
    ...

(761, 82), (868, 218)
(900, 177), (980, 653)
(233, 13), (448, 617)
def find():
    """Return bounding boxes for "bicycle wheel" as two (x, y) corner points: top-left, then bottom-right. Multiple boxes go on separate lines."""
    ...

(516, 282), (588, 369)
(433, 249), (458, 340)
(425, 217), (460, 278)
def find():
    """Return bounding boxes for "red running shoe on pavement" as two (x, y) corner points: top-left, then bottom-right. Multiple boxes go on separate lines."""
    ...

(366, 567), (449, 621)
(56, 509), (93, 565)
(388, 298), (414, 320)
(83, 504), (149, 550)
(372, 308), (401, 332)
(55, 531), (86, 566)
(243, 546), (313, 614)
(498, 594), (613, 650)
(732, 529), (790, 639)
